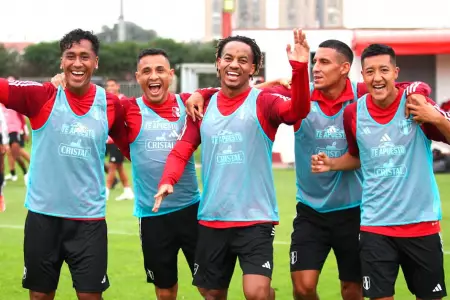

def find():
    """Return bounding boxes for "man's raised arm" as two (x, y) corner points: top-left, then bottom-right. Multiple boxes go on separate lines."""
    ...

(0, 78), (54, 118)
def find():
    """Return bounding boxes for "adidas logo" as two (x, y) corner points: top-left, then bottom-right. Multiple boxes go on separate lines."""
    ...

(433, 283), (443, 292)
(271, 227), (275, 236)
(380, 133), (391, 142)
(361, 127), (371, 134)
(262, 261), (271, 269)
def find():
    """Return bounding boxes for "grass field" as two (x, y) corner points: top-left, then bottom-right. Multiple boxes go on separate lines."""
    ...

(0, 162), (448, 299)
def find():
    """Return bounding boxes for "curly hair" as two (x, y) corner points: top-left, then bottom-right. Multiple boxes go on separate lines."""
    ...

(215, 35), (263, 76)
(59, 29), (100, 55)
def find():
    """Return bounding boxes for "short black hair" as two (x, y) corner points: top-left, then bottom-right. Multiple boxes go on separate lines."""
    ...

(361, 44), (396, 66)
(216, 35), (263, 75)
(106, 78), (118, 84)
(318, 39), (353, 64)
(137, 48), (170, 65)
(59, 29), (100, 55)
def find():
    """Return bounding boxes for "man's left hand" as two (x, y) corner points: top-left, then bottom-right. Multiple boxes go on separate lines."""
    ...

(406, 94), (442, 124)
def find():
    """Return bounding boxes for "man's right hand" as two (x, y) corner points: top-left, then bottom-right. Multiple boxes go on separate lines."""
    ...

(51, 73), (66, 88)
(311, 152), (332, 173)
(279, 78), (292, 89)
(186, 92), (205, 122)
(153, 184), (174, 212)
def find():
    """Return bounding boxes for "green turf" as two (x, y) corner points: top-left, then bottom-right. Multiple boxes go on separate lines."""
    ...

(0, 164), (448, 299)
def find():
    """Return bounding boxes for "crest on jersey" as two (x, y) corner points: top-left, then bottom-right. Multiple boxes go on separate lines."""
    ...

(398, 118), (413, 135)
(172, 107), (180, 117)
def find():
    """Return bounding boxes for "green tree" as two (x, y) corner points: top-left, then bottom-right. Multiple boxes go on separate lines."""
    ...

(21, 42), (60, 77)
(0, 45), (20, 77)
(97, 41), (144, 79)
(97, 22), (157, 43)
(17, 35), (218, 81)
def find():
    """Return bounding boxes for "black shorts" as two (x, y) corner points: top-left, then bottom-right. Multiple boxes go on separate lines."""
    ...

(193, 222), (275, 290)
(9, 131), (24, 147)
(360, 231), (447, 299)
(290, 202), (361, 282)
(106, 143), (124, 164)
(139, 203), (199, 289)
(23, 211), (109, 293)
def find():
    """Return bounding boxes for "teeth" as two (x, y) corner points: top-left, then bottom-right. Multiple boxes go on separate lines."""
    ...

(72, 71), (84, 75)
(149, 84), (161, 87)
(227, 72), (239, 76)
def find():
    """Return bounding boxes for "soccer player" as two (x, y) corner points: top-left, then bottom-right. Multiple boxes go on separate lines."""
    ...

(0, 29), (129, 300)
(50, 47), (206, 299)
(0, 105), (9, 212)
(154, 29), (311, 300)
(311, 44), (447, 300)
(185, 39), (430, 300)
(126, 48), (202, 300)
(104, 78), (134, 201)
(2, 101), (29, 182)
(3, 77), (31, 184)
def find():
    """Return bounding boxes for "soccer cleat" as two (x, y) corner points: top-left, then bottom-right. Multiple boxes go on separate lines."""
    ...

(11, 175), (18, 182)
(0, 195), (5, 212)
(4, 174), (12, 181)
(115, 188), (134, 201)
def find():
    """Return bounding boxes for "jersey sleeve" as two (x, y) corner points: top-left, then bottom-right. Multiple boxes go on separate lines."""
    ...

(421, 97), (450, 143)
(343, 103), (359, 157)
(258, 61), (310, 127)
(178, 92), (192, 104)
(0, 78), (56, 118)
(107, 94), (130, 160)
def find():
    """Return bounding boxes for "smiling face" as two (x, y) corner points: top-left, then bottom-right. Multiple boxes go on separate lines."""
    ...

(60, 39), (98, 93)
(135, 54), (174, 104)
(362, 54), (399, 104)
(216, 41), (255, 91)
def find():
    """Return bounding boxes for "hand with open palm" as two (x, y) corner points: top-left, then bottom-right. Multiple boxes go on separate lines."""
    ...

(286, 28), (310, 63)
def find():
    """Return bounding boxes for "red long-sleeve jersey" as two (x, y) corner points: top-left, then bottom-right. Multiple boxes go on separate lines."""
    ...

(159, 60), (311, 228)
(123, 93), (193, 143)
(195, 79), (431, 232)
(343, 88), (447, 237)
(260, 79), (431, 131)
(0, 78), (129, 221)
(0, 79), (129, 158)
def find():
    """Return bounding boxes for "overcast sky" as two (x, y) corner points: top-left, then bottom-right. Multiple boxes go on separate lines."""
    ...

(1, 0), (449, 43)
(0, 0), (205, 42)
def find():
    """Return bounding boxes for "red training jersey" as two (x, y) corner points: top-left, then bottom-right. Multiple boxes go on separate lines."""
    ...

(343, 88), (447, 237)
(159, 60), (311, 229)
(123, 92), (194, 144)
(197, 79), (432, 234)
(0, 78), (129, 221)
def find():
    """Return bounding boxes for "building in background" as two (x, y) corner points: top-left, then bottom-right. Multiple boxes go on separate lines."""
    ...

(204, 0), (267, 41)
(204, 0), (344, 41)
(201, 0), (450, 165)
(233, 0), (266, 29)
(1, 42), (34, 54)
(204, 0), (223, 41)
(278, 0), (343, 28)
